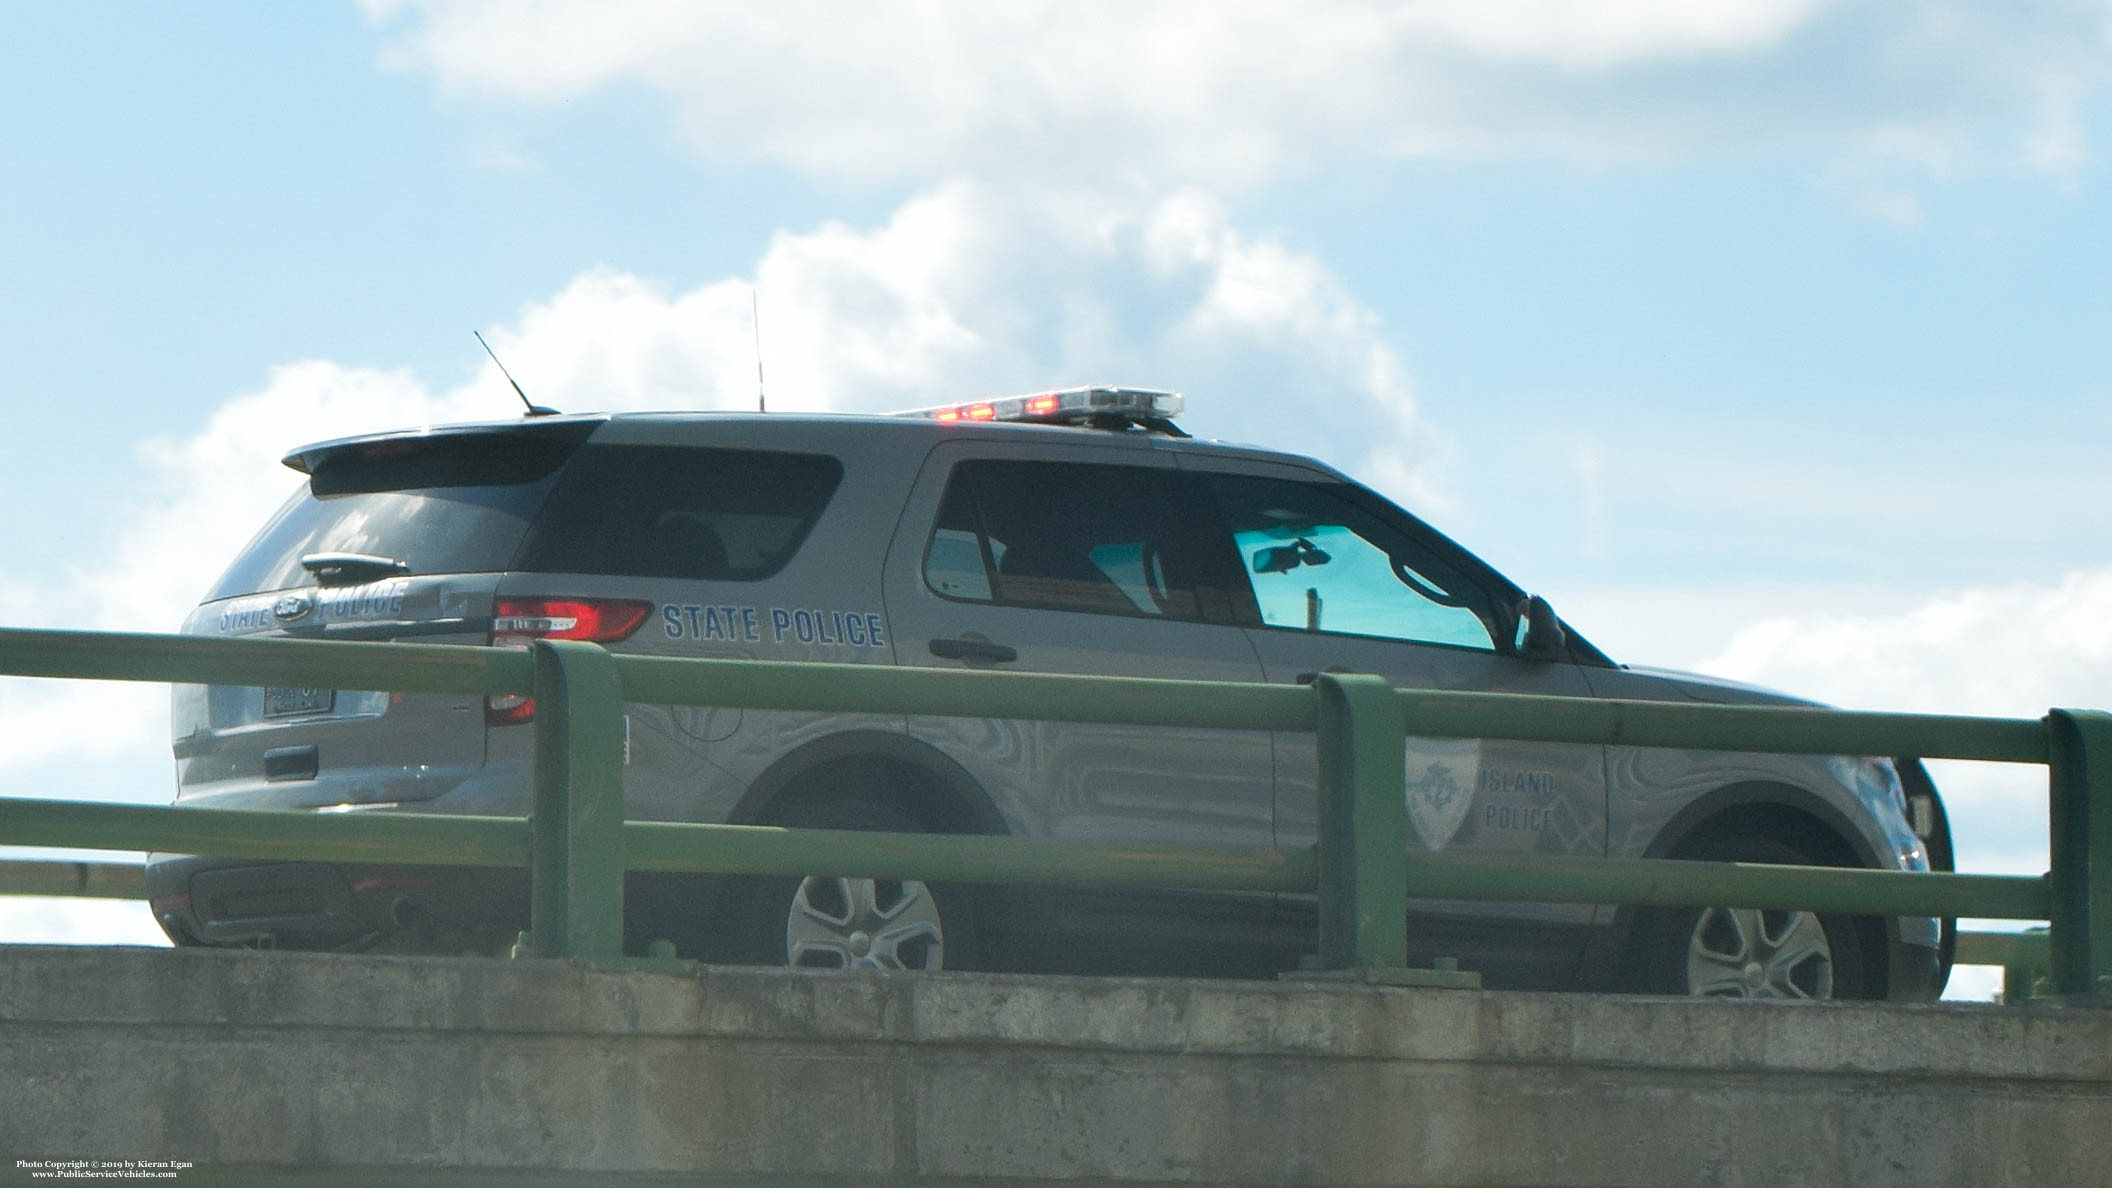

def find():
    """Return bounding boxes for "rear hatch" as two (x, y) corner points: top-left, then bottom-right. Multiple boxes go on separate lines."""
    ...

(171, 418), (603, 809)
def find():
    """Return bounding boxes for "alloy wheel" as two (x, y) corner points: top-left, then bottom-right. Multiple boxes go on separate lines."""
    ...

(1686, 906), (1835, 999)
(785, 876), (945, 970)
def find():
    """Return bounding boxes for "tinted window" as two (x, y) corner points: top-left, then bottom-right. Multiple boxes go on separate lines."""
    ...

(515, 446), (842, 581)
(205, 434), (579, 601)
(1206, 474), (1498, 650)
(924, 461), (1245, 622)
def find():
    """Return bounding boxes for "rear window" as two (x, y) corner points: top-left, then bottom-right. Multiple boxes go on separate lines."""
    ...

(513, 445), (842, 581)
(205, 433), (843, 602)
(204, 432), (584, 602)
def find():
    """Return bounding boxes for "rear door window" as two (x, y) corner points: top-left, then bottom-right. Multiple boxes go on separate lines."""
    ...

(923, 460), (1248, 623)
(515, 446), (843, 581)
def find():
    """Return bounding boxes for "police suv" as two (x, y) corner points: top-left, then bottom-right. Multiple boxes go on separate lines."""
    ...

(146, 388), (1953, 1000)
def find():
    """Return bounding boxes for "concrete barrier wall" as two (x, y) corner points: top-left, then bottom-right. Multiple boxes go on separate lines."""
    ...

(2, 946), (2108, 1185)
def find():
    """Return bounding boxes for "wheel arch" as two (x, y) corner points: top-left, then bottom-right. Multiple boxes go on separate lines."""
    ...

(727, 728), (1011, 836)
(634, 730), (1011, 961)
(1579, 780), (1890, 993)
(1640, 781), (1881, 868)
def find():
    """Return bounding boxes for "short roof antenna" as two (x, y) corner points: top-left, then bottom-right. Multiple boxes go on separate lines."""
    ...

(752, 288), (767, 413)
(475, 331), (559, 417)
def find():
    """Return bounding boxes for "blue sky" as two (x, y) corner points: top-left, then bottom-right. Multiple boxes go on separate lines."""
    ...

(4, 2), (2109, 997)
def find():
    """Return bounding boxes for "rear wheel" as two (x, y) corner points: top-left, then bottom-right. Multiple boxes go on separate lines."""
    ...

(1627, 834), (1871, 1000)
(725, 798), (978, 971)
(784, 873), (946, 970)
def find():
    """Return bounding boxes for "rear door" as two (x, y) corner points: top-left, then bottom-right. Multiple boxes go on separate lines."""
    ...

(880, 437), (1286, 968)
(1190, 460), (1609, 987)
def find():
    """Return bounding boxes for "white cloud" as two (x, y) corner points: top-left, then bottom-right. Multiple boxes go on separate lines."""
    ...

(1701, 568), (2112, 720)
(1393, 0), (1825, 70)
(363, 0), (2108, 205)
(365, 0), (1829, 100)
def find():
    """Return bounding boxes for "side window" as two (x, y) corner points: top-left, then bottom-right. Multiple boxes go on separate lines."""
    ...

(516, 446), (843, 581)
(1205, 474), (1498, 651)
(923, 460), (1242, 622)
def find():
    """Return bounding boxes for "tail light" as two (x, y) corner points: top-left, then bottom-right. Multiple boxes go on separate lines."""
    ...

(486, 597), (652, 725)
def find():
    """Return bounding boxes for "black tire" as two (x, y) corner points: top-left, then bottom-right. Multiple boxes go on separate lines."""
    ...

(723, 798), (980, 971)
(1625, 834), (1873, 1000)
(1898, 757), (1957, 994)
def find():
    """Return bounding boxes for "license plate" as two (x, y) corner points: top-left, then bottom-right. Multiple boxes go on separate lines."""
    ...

(262, 687), (334, 718)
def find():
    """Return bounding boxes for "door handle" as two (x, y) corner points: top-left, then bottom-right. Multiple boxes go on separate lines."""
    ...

(929, 637), (1019, 664)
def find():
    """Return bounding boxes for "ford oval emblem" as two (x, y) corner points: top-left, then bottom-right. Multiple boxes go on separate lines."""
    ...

(272, 592), (316, 623)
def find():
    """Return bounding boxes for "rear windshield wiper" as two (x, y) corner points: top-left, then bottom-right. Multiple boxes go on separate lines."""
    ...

(300, 552), (412, 587)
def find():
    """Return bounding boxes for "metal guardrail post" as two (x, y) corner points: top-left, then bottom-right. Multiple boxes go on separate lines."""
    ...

(528, 640), (627, 961)
(1956, 930), (2052, 1003)
(2047, 709), (2112, 998)
(1312, 673), (1409, 972)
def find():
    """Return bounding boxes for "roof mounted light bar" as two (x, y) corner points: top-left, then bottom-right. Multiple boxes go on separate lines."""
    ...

(891, 386), (1188, 436)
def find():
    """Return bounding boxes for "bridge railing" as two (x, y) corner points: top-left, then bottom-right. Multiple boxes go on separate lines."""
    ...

(0, 627), (2104, 997)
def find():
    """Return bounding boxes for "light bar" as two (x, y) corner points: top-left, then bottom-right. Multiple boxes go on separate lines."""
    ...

(891, 386), (1184, 429)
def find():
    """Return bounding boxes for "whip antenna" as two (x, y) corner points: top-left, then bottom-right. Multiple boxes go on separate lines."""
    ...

(475, 331), (558, 417)
(752, 289), (767, 413)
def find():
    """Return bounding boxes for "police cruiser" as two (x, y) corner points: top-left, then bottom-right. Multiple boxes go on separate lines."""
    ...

(147, 387), (1953, 999)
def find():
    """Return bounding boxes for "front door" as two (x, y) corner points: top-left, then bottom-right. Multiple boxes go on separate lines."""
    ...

(1190, 461), (1609, 987)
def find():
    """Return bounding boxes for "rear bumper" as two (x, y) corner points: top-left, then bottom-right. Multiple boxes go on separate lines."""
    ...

(145, 855), (527, 950)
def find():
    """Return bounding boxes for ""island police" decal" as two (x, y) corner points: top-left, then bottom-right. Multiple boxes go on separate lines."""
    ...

(1479, 768), (1558, 836)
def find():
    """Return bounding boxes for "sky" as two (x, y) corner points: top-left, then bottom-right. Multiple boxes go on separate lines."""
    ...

(4, 1), (2110, 1000)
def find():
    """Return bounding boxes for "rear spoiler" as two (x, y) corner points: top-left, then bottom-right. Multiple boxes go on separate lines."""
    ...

(281, 415), (609, 475)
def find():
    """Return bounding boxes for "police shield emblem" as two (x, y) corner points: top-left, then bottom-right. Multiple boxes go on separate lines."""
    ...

(1403, 736), (1480, 852)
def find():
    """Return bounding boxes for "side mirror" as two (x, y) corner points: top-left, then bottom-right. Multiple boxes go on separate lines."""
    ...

(1512, 594), (1567, 661)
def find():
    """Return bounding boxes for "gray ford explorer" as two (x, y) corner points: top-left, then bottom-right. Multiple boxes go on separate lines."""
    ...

(146, 387), (1953, 999)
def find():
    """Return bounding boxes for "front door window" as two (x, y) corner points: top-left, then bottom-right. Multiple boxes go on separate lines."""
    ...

(1205, 474), (1498, 650)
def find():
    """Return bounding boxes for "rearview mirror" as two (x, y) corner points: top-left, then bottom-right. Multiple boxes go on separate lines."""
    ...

(1252, 537), (1332, 575)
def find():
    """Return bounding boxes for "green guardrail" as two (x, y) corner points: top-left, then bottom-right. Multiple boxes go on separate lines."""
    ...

(0, 626), (2106, 998)
(0, 860), (150, 900)
(0, 860), (2053, 998)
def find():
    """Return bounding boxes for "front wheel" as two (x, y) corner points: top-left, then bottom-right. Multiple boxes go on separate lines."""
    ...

(1626, 834), (1872, 1000)
(725, 798), (977, 971)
